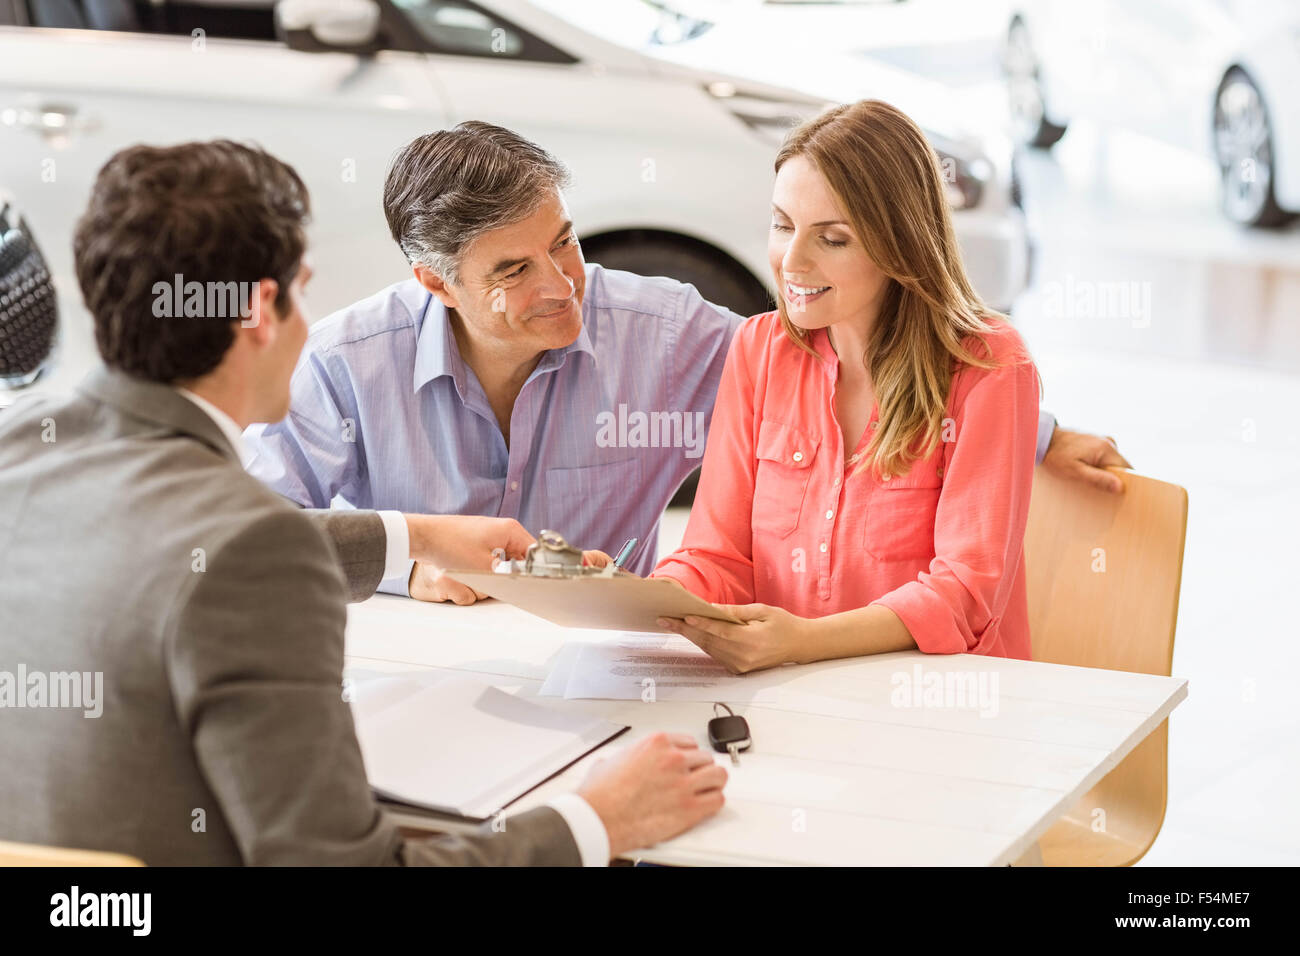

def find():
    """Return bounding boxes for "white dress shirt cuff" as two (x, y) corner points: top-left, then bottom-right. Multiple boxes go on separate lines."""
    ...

(376, 511), (412, 594)
(544, 793), (610, 866)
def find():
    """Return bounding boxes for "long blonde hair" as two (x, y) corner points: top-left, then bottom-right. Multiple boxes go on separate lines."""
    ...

(774, 99), (1004, 479)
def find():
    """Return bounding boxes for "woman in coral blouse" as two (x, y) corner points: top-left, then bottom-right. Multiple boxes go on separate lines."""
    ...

(652, 99), (1041, 672)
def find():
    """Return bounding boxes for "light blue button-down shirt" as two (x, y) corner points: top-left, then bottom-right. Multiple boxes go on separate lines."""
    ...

(244, 264), (743, 588)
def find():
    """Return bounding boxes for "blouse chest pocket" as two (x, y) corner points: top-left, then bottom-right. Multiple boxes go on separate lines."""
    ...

(751, 419), (819, 539)
(861, 458), (945, 562)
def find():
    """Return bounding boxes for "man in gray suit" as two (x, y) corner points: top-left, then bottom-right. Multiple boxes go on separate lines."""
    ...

(0, 140), (726, 865)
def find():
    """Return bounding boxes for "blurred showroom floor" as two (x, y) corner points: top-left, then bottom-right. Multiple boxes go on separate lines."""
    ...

(1013, 128), (1299, 865)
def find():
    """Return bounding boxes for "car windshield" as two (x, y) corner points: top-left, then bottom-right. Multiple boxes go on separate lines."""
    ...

(392, 0), (527, 55)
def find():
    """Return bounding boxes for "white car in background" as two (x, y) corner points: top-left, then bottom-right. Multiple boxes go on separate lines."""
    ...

(1005, 0), (1300, 227)
(1, 0), (1028, 407)
(622, 0), (1006, 54)
(580, 0), (1031, 311)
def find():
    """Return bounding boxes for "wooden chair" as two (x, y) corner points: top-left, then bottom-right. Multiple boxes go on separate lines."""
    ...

(1023, 465), (1188, 866)
(0, 839), (144, 866)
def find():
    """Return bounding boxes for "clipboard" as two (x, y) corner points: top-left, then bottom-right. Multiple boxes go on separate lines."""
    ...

(444, 530), (742, 633)
(443, 569), (743, 634)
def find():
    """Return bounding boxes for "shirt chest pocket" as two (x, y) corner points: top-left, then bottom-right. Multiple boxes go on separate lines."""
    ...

(544, 458), (642, 544)
(861, 463), (944, 562)
(751, 419), (819, 539)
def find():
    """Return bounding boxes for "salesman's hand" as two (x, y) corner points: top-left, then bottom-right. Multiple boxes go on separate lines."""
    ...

(1043, 427), (1132, 494)
(405, 516), (535, 605)
(577, 732), (727, 859)
(658, 602), (806, 674)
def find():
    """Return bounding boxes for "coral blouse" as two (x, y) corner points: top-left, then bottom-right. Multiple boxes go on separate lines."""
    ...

(653, 311), (1040, 659)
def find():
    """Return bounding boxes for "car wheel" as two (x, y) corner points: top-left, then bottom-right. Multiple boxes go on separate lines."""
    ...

(1213, 68), (1295, 228)
(580, 233), (772, 319)
(1004, 18), (1068, 150)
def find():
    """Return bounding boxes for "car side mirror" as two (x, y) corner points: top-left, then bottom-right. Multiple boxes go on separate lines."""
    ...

(275, 0), (382, 53)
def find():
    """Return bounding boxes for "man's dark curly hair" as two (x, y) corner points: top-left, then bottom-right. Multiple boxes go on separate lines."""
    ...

(73, 140), (311, 383)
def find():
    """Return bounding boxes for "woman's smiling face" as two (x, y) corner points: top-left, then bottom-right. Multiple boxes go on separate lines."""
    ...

(768, 154), (890, 333)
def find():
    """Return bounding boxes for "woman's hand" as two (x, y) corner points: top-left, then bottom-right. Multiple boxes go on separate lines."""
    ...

(657, 603), (809, 674)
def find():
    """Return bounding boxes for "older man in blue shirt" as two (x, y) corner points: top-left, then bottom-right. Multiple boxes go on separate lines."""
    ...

(245, 121), (1128, 604)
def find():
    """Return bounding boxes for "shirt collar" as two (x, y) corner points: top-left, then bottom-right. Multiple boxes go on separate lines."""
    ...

(175, 388), (251, 467)
(808, 325), (840, 376)
(411, 289), (597, 396)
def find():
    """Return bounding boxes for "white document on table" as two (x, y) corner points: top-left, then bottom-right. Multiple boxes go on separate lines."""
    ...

(349, 672), (626, 820)
(539, 633), (789, 702)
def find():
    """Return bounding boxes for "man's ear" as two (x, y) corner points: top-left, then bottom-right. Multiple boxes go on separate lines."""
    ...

(240, 278), (280, 347)
(413, 262), (459, 311)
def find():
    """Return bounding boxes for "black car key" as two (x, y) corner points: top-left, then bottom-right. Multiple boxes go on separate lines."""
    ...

(708, 703), (751, 765)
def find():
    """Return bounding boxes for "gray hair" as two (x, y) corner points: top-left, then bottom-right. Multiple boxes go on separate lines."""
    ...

(383, 121), (571, 286)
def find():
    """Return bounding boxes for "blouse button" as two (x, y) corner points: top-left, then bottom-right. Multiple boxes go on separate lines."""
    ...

(825, 509), (834, 520)
(882, 473), (892, 482)
(792, 451), (804, 463)
(819, 542), (828, 553)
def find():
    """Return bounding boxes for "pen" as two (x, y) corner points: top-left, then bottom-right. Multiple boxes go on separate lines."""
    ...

(613, 537), (638, 569)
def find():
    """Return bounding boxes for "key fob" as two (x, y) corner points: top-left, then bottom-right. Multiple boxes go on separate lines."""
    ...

(707, 714), (751, 754)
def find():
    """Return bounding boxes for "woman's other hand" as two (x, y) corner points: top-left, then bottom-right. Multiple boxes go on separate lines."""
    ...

(657, 603), (808, 674)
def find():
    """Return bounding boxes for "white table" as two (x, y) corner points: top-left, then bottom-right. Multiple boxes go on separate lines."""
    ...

(344, 595), (1188, 867)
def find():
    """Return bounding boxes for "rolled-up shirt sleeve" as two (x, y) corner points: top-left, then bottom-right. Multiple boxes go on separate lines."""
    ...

(871, 353), (1041, 655)
(653, 322), (755, 606)
(1035, 409), (1056, 465)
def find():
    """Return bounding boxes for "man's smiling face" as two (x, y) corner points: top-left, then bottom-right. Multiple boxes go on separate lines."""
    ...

(425, 189), (587, 356)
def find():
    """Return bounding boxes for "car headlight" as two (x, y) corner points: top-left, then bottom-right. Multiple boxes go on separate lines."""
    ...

(705, 84), (991, 211)
(650, 7), (714, 45)
(929, 132), (991, 212)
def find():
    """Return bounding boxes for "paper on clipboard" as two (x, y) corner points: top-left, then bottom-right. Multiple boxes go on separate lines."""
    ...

(442, 570), (743, 633)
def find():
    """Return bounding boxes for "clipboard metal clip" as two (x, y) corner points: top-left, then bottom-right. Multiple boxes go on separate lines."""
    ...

(498, 529), (619, 579)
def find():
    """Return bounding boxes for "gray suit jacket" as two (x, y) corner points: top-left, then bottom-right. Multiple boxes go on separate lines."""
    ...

(0, 367), (581, 865)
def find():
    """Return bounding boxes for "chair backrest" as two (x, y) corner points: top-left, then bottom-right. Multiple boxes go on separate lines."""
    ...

(1025, 466), (1188, 865)
(1025, 466), (1188, 675)
(0, 839), (144, 866)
